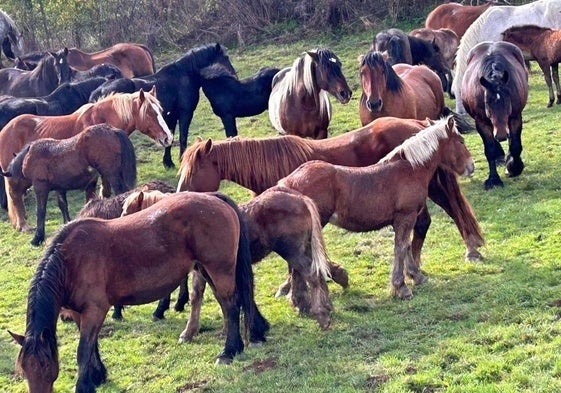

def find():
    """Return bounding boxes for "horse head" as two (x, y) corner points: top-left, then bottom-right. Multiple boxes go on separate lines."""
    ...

(306, 48), (352, 104)
(441, 117), (475, 177)
(49, 47), (72, 85)
(177, 138), (221, 192)
(480, 69), (511, 142)
(135, 88), (173, 147)
(359, 51), (394, 113)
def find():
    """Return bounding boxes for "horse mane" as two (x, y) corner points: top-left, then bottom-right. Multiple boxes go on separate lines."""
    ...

(90, 90), (161, 124)
(380, 117), (455, 167)
(200, 64), (236, 81)
(179, 136), (315, 191)
(480, 52), (512, 88)
(174, 43), (229, 75)
(5, 143), (30, 176)
(361, 51), (403, 92)
(121, 190), (168, 215)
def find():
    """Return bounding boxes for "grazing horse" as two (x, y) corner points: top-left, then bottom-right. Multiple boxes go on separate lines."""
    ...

(0, 77), (109, 131)
(268, 48), (352, 139)
(201, 65), (280, 137)
(89, 43), (237, 167)
(278, 117), (474, 299)
(0, 8), (23, 67)
(358, 50), (446, 126)
(0, 88), (173, 232)
(424, 2), (493, 38)
(9, 192), (269, 393)
(0, 48), (71, 97)
(177, 117), (484, 261)
(452, 0), (561, 114)
(502, 25), (561, 108)
(461, 41), (528, 190)
(0, 124), (137, 246)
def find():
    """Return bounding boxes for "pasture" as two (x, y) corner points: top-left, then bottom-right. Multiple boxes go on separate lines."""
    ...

(2, 30), (561, 392)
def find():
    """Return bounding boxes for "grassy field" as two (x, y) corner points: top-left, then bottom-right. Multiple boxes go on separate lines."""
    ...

(2, 29), (561, 393)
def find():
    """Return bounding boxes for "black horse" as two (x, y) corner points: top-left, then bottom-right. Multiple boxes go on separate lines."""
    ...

(201, 65), (280, 137)
(0, 77), (110, 131)
(71, 63), (123, 82)
(89, 42), (237, 168)
(0, 47), (72, 97)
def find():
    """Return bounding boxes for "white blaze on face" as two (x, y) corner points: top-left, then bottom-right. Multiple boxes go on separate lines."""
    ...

(329, 57), (337, 63)
(496, 93), (501, 100)
(151, 103), (173, 143)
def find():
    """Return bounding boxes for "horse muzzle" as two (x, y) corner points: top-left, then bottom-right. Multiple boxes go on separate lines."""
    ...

(366, 98), (383, 113)
(337, 89), (352, 104)
(159, 134), (174, 147)
(493, 128), (509, 142)
(463, 159), (475, 177)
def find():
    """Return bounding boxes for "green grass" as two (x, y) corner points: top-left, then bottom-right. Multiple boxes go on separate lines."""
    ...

(3, 30), (561, 392)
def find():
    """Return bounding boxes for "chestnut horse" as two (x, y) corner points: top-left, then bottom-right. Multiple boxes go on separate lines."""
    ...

(9, 192), (269, 393)
(461, 41), (528, 190)
(502, 24), (561, 107)
(424, 2), (493, 38)
(66, 43), (156, 78)
(358, 50), (445, 126)
(0, 88), (173, 232)
(278, 117), (474, 299)
(121, 186), (338, 330)
(177, 117), (484, 261)
(0, 124), (137, 246)
(268, 47), (352, 139)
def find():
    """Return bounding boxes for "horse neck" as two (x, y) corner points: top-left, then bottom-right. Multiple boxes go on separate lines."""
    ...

(86, 100), (135, 133)
(68, 48), (92, 68)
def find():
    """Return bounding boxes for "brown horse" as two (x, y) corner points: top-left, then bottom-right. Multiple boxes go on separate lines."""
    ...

(358, 50), (446, 126)
(121, 186), (340, 330)
(9, 192), (269, 393)
(177, 117), (484, 261)
(279, 117), (474, 299)
(502, 24), (561, 107)
(424, 2), (493, 38)
(268, 47), (352, 139)
(461, 41), (528, 189)
(0, 88), (172, 232)
(0, 124), (137, 246)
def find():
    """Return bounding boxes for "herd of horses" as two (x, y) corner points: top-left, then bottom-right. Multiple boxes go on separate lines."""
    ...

(2, 0), (561, 391)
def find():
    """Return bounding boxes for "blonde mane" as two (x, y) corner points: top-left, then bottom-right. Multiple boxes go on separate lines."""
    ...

(121, 190), (169, 216)
(178, 136), (316, 192)
(380, 117), (456, 167)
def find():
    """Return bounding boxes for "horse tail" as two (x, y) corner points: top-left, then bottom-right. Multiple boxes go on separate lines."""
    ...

(115, 130), (137, 192)
(299, 192), (331, 280)
(2, 37), (15, 60)
(5, 143), (30, 179)
(442, 106), (474, 134)
(428, 167), (485, 249)
(211, 192), (270, 343)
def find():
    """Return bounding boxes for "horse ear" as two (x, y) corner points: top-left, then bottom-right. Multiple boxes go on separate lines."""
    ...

(204, 139), (213, 153)
(446, 116), (455, 132)
(63, 47), (69, 55)
(306, 50), (319, 62)
(138, 88), (146, 103)
(136, 191), (145, 208)
(195, 136), (203, 143)
(8, 330), (25, 346)
(357, 54), (364, 63)
(149, 85), (156, 97)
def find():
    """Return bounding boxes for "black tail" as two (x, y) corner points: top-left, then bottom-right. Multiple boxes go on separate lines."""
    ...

(2, 37), (15, 61)
(442, 106), (474, 134)
(115, 130), (137, 192)
(211, 192), (269, 343)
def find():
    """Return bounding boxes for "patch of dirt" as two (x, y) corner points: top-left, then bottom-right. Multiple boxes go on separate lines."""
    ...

(175, 380), (208, 392)
(242, 357), (277, 374)
(365, 373), (389, 390)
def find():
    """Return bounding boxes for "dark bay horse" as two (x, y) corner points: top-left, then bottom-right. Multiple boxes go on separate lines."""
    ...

(1, 124), (137, 246)
(461, 41), (528, 189)
(358, 50), (445, 126)
(89, 43), (237, 167)
(0, 77), (109, 131)
(9, 191), (269, 392)
(121, 186), (342, 330)
(268, 48), (352, 139)
(201, 65), (280, 137)
(424, 2), (493, 38)
(502, 25), (561, 107)
(279, 117), (474, 299)
(0, 88), (173, 232)
(0, 48), (71, 97)
(177, 117), (484, 261)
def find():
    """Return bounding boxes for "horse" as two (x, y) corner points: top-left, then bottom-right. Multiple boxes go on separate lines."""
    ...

(268, 47), (352, 139)
(0, 124), (137, 246)
(0, 48), (71, 97)
(177, 117), (484, 262)
(373, 28), (451, 95)
(0, 88), (173, 232)
(461, 41), (528, 190)
(201, 65), (280, 137)
(0, 9), (23, 67)
(9, 191), (270, 393)
(502, 25), (561, 108)
(88, 43), (237, 168)
(278, 117), (474, 299)
(70, 63), (123, 82)
(0, 77), (109, 131)
(358, 50), (449, 127)
(121, 186), (338, 330)
(452, 0), (561, 114)
(424, 2), (493, 38)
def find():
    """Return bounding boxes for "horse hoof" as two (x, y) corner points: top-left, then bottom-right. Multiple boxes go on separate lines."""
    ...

(465, 250), (483, 262)
(330, 265), (349, 288)
(394, 286), (413, 300)
(30, 238), (43, 247)
(215, 356), (233, 365)
(483, 179), (503, 190)
(413, 273), (428, 285)
(151, 314), (164, 322)
(248, 340), (265, 349)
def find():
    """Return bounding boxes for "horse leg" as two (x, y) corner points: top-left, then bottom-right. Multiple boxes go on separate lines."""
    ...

(328, 260), (349, 288)
(552, 63), (561, 105)
(30, 185), (49, 246)
(178, 109), (196, 161)
(6, 178), (32, 231)
(100, 176), (112, 198)
(162, 116), (178, 168)
(478, 124), (504, 189)
(412, 204), (431, 268)
(174, 276), (189, 311)
(111, 305), (124, 320)
(538, 61), (555, 107)
(153, 293), (172, 321)
(391, 213), (418, 299)
(178, 269), (206, 343)
(0, 177), (6, 210)
(84, 175), (98, 202)
(55, 190), (71, 223)
(505, 117), (524, 178)
(76, 306), (108, 392)
(220, 114), (238, 138)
